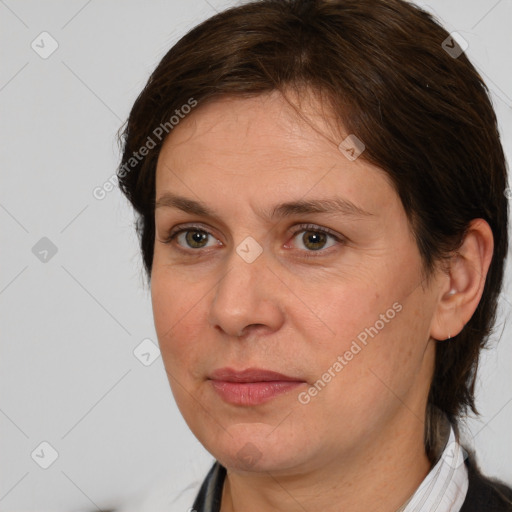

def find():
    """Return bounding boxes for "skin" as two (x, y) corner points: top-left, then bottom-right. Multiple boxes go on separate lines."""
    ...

(150, 90), (494, 512)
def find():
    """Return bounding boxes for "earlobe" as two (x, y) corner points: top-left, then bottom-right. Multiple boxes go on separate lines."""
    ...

(430, 219), (494, 342)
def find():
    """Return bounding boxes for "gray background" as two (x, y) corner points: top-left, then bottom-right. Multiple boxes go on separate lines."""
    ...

(1, 0), (511, 510)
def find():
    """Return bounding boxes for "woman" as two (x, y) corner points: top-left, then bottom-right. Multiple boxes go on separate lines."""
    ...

(117, 0), (512, 510)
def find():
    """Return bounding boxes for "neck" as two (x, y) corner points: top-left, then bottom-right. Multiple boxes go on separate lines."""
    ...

(220, 414), (432, 512)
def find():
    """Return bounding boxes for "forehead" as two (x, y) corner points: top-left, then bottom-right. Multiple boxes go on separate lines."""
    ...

(158, 90), (341, 165)
(155, 91), (399, 216)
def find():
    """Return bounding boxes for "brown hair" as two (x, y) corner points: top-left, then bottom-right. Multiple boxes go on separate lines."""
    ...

(117, 0), (509, 460)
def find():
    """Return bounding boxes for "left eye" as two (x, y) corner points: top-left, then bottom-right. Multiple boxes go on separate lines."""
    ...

(289, 228), (338, 251)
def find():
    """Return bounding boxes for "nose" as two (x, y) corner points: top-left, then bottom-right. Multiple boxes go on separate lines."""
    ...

(208, 245), (285, 339)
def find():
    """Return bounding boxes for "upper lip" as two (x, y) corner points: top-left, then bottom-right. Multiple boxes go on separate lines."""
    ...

(209, 367), (304, 383)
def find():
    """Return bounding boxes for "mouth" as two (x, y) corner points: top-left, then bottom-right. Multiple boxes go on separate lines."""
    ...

(208, 367), (306, 406)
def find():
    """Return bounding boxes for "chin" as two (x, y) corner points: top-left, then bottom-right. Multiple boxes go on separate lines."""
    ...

(201, 423), (313, 474)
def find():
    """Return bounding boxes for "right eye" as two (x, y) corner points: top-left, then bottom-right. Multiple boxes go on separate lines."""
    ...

(162, 225), (223, 251)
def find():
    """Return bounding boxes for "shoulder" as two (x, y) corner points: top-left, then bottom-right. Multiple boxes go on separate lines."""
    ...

(460, 449), (512, 512)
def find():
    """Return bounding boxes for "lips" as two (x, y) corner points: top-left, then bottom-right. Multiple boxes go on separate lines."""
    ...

(208, 367), (305, 406)
(209, 367), (302, 383)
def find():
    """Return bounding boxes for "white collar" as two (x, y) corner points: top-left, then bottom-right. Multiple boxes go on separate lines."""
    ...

(399, 424), (469, 512)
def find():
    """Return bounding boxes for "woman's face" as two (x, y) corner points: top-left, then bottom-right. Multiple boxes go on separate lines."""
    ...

(151, 90), (441, 475)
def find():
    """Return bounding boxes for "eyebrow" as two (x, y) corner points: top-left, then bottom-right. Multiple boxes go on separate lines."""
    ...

(154, 192), (374, 219)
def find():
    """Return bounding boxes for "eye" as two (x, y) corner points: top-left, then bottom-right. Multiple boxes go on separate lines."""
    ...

(287, 224), (341, 252)
(162, 225), (221, 250)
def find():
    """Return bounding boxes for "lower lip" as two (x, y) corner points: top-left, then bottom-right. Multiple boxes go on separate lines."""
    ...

(210, 380), (303, 405)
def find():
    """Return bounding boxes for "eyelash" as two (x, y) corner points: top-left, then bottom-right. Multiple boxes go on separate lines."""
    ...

(161, 223), (344, 258)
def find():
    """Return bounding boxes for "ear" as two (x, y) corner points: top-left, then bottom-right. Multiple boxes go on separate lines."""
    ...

(430, 219), (494, 341)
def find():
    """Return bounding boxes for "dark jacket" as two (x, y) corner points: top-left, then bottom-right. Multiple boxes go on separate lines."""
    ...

(460, 453), (512, 511)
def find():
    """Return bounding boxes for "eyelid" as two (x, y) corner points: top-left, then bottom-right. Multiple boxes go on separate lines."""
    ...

(287, 223), (343, 242)
(166, 222), (217, 241)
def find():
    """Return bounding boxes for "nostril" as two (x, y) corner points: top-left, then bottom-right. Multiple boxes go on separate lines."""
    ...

(236, 324), (266, 338)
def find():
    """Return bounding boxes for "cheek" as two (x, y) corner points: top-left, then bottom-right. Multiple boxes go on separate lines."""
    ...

(323, 290), (433, 416)
(312, 272), (430, 391)
(310, 279), (386, 354)
(151, 275), (212, 422)
(151, 271), (207, 369)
